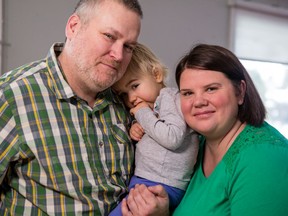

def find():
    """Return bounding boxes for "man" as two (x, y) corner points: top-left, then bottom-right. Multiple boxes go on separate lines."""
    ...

(0, 0), (142, 215)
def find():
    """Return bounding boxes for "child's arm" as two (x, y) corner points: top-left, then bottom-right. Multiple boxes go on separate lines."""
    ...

(134, 88), (187, 151)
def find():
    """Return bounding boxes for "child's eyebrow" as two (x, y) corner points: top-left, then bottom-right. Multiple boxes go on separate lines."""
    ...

(125, 78), (138, 88)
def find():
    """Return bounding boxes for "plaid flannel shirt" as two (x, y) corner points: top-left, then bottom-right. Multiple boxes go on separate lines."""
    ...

(0, 43), (134, 215)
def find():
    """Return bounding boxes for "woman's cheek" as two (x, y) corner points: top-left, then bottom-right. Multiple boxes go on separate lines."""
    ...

(181, 100), (191, 120)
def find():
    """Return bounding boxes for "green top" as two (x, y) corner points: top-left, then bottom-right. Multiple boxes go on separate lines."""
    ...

(173, 122), (288, 216)
(0, 43), (133, 215)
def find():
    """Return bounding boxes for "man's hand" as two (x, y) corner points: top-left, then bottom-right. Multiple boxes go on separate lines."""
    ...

(122, 184), (170, 216)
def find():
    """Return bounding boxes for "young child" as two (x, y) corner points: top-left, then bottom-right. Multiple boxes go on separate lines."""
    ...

(110, 43), (199, 215)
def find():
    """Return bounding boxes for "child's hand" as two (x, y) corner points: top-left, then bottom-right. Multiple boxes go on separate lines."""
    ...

(130, 122), (144, 141)
(130, 101), (150, 116)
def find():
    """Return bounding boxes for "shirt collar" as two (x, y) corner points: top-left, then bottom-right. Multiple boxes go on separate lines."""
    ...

(46, 43), (75, 100)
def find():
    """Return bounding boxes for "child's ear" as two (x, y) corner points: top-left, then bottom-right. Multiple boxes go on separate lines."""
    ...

(152, 67), (164, 83)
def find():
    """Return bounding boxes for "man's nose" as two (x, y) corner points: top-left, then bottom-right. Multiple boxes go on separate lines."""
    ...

(110, 43), (123, 62)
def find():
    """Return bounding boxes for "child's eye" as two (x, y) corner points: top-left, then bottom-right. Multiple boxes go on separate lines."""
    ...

(131, 84), (139, 90)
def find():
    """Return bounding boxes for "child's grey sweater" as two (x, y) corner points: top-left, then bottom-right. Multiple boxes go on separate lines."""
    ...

(134, 87), (199, 190)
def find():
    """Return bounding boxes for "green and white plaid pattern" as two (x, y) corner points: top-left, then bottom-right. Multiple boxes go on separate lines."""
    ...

(0, 43), (134, 215)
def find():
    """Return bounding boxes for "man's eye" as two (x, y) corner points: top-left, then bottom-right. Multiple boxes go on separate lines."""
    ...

(104, 33), (115, 40)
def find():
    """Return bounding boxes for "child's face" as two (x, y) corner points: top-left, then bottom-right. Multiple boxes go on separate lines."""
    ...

(113, 72), (164, 109)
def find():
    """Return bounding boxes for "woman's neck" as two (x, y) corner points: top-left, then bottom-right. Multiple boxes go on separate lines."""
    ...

(203, 120), (246, 177)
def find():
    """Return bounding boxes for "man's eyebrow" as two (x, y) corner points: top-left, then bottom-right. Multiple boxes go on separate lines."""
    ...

(108, 27), (138, 44)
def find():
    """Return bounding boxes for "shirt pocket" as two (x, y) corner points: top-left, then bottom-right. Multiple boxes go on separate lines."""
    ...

(107, 123), (134, 185)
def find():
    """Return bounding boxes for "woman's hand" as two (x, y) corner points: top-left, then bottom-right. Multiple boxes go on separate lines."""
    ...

(122, 184), (170, 216)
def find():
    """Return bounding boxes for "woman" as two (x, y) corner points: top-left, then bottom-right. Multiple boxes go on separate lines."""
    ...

(122, 44), (288, 216)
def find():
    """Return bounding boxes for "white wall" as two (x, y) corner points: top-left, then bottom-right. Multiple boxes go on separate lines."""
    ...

(3, 0), (288, 85)
(138, 0), (229, 86)
(2, 0), (78, 73)
(1, 0), (229, 86)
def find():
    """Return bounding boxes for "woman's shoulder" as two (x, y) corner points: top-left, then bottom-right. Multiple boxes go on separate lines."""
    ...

(224, 122), (288, 174)
(239, 122), (287, 147)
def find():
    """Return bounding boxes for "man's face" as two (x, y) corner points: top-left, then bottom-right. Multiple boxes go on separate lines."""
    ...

(65, 1), (141, 94)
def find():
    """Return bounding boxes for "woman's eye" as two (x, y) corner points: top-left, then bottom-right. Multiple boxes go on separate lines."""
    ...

(207, 87), (217, 92)
(181, 91), (193, 96)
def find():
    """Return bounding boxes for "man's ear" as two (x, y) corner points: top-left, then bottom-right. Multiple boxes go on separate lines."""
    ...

(152, 67), (164, 83)
(65, 14), (81, 40)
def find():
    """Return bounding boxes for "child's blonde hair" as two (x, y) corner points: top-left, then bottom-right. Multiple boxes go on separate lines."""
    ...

(127, 43), (168, 82)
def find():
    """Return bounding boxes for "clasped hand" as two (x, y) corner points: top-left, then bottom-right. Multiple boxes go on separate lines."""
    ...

(121, 184), (170, 216)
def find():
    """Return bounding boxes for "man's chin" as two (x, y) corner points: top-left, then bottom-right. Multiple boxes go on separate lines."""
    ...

(95, 80), (116, 92)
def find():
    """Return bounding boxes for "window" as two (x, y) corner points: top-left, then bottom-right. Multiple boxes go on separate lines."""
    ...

(229, 0), (288, 138)
(241, 60), (288, 137)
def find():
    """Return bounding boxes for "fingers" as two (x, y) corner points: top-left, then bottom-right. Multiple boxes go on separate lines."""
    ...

(123, 184), (170, 216)
(122, 198), (133, 216)
(130, 123), (144, 141)
(130, 133), (141, 142)
(137, 185), (158, 204)
(147, 185), (167, 198)
(130, 131), (144, 141)
(130, 102), (150, 115)
(126, 187), (144, 214)
(128, 185), (157, 215)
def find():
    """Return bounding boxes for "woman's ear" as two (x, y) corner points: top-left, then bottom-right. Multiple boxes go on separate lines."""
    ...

(152, 67), (164, 83)
(238, 80), (246, 105)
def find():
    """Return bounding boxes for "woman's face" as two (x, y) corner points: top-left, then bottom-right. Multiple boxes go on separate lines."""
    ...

(179, 68), (244, 139)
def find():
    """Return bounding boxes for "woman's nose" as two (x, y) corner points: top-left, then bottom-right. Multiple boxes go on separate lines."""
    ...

(193, 94), (208, 107)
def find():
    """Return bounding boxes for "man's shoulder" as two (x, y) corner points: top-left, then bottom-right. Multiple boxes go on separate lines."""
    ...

(0, 59), (47, 90)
